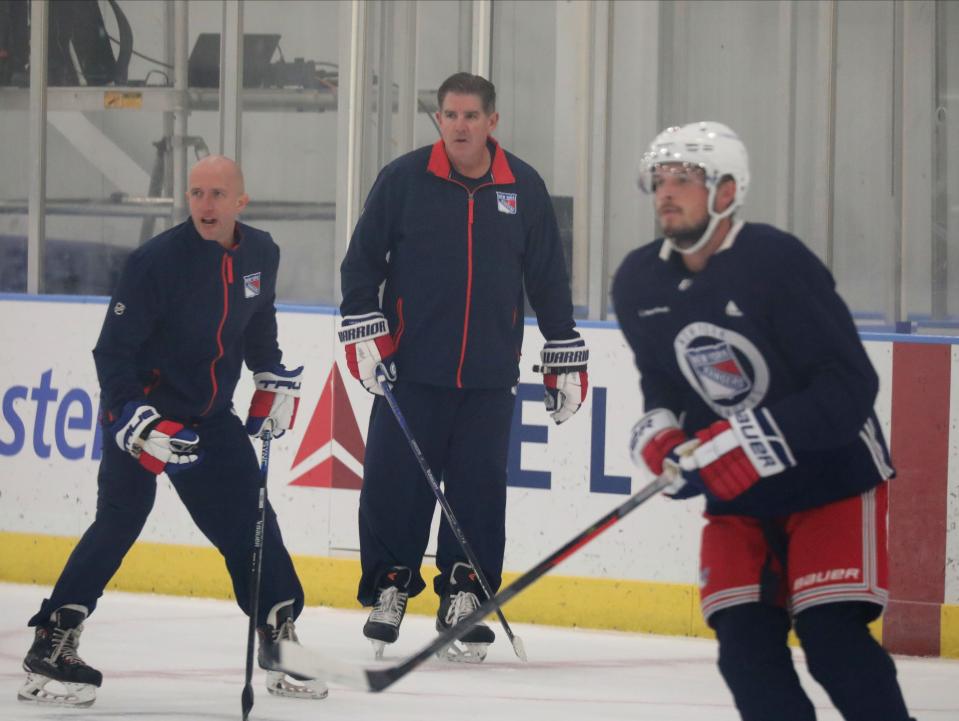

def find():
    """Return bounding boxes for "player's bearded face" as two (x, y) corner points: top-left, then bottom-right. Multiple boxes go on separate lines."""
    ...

(652, 165), (710, 247)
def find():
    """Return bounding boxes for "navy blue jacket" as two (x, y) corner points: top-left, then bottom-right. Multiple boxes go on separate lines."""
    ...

(94, 218), (282, 423)
(612, 222), (894, 517)
(341, 139), (577, 389)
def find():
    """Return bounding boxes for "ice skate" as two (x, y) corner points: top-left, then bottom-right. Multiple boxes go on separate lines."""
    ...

(18, 605), (101, 707)
(363, 566), (411, 660)
(435, 562), (495, 663)
(257, 600), (328, 700)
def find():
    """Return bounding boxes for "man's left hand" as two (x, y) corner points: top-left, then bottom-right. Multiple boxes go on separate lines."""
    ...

(680, 408), (796, 501)
(246, 365), (303, 439)
(539, 337), (589, 425)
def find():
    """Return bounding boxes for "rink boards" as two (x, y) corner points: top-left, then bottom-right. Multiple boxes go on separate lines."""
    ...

(0, 295), (956, 658)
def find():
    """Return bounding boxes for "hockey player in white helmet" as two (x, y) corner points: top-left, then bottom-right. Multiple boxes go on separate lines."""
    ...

(637, 121), (749, 261)
(614, 121), (914, 720)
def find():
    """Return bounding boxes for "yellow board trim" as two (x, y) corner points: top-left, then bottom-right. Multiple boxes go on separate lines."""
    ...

(0, 531), (712, 638)
(9, 531), (958, 655)
(943, 604), (959, 659)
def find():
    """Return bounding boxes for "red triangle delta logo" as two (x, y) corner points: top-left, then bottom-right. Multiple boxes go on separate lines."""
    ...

(288, 363), (365, 489)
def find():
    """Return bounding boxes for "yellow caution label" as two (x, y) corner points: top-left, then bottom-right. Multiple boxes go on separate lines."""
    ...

(103, 91), (143, 109)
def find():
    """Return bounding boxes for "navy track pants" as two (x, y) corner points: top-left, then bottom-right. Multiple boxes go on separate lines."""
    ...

(29, 409), (304, 627)
(357, 381), (515, 605)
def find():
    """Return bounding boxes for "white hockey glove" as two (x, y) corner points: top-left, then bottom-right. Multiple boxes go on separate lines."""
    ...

(629, 408), (700, 499)
(112, 402), (202, 475)
(538, 337), (589, 425)
(245, 364), (303, 439)
(338, 312), (397, 395)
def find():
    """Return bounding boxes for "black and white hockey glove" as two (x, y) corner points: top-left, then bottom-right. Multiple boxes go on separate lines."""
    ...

(538, 337), (589, 425)
(112, 402), (202, 475)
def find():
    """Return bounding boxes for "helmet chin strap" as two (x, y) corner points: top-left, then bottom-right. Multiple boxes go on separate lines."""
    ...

(667, 184), (737, 256)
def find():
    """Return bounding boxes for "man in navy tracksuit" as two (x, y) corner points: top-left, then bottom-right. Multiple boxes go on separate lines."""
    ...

(338, 73), (589, 661)
(19, 156), (324, 706)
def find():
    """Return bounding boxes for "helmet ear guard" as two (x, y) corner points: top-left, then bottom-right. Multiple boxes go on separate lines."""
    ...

(638, 121), (750, 255)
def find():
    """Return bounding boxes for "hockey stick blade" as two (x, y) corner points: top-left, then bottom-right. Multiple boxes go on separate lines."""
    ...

(275, 640), (374, 691)
(511, 634), (528, 662)
(272, 474), (670, 692)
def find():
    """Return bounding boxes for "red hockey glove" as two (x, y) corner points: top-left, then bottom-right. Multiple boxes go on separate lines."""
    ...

(629, 408), (700, 499)
(338, 312), (397, 395)
(112, 402), (202, 475)
(246, 364), (303, 439)
(539, 337), (589, 425)
(685, 408), (796, 501)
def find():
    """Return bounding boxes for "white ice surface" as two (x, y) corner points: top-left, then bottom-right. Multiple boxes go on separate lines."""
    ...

(1, 582), (956, 720)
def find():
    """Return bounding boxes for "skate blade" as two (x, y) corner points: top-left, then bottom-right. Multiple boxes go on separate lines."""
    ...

(436, 641), (488, 664)
(18, 673), (96, 707)
(266, 670), (328, 700)
(370, 639), (387, 660)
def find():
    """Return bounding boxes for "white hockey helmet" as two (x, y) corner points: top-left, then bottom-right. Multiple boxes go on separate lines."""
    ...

(638, 121), (750, 254)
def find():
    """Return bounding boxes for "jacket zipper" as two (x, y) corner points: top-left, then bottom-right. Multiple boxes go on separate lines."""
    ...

(456, 195), (476, 388)
(449, 180), (494, 389)
(201, 252), (233, 416)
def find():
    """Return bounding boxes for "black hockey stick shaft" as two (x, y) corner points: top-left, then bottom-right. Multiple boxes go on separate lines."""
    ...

(376, 367), (526, 661)
(362, 473), (672, 692)
(241, 429), (272, 721)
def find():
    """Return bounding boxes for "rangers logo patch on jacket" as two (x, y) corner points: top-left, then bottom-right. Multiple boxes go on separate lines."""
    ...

(496, 191), (517, 215)
(244, 272), (261, 298)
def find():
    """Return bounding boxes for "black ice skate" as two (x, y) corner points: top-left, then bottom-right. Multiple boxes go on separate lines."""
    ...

(363, 566), (412, 660)
(19, 604), (102, 707)
(435, 562), (495, 663)
(257, 600), (328, 700)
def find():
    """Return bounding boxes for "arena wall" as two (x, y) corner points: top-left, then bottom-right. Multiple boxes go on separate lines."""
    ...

(0, 295), (955, 657)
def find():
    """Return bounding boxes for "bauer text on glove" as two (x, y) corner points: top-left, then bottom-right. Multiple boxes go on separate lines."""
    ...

(684, 408), (796, 501)
(338, 312), (396, 395)
(246, 364), (303, 439)
(112, 402), (202, 475)
(539, 337), (589, 425)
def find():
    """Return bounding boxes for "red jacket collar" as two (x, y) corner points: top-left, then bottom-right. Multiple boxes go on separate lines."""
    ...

(426, 137), (516, 185)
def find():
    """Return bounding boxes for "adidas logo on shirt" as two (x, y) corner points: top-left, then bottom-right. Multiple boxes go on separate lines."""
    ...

(725, 300), (744, 317)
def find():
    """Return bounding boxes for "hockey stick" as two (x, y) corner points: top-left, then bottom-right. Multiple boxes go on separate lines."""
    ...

(241, 427), (272, 721)
(375, 366), (527, 662)
(270, 472), (672, 692)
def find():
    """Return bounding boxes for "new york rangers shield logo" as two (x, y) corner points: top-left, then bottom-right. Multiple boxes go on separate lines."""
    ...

(496, 191), (517, 215)
(685, 341), (751, 400)
(674, 321), (769, 417)
(244, 272), (261, 299)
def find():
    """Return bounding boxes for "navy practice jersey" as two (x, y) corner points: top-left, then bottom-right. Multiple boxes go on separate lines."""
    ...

(612, 221), (894, 518)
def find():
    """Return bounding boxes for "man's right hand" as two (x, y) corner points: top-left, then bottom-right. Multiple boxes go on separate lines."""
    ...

(629, 408), (701, 499)
(338, 312), (397, 395)
(112, 402), (202, 475)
